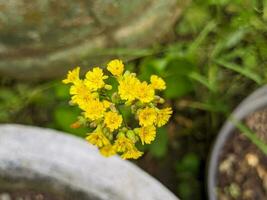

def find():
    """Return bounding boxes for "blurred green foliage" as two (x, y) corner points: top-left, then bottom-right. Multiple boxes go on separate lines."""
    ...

(1, 0), (267, 199)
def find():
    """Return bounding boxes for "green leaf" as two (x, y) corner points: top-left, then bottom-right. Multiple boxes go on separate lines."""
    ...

(178, 100), (227, 112)
(215, 59), (263, 84)
(0, 88), (17, 101)
(189, 71), (216, 92)
(106, 76), (119, 96)
(224, 28), (247, 49)
(139, 58), (168, 81)
(264, 0), (267, 21)
(149, 127), (168, 158)
(165, 57), (195, 76)
(177, 182), (194, 200)
(175, 5), (210, 35)
(230, 115), (267, 155)
(175, 153), (200, 175)
(164, 57), (196, 98)
(53, 105), (88, 137)
(187, 21), (216, 57)
(165, 75), (193, 98)
(54, 83), (70, 100)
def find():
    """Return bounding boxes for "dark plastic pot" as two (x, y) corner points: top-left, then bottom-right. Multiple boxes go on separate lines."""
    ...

(208, 86), (267, 200)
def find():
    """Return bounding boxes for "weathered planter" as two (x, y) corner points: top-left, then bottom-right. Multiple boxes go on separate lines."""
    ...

(0, 124), (179, 200)
(208, 86), (267, 200)
(0, 0), (189, 80)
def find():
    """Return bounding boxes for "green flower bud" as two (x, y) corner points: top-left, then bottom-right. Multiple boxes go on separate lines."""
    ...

(89, 122), (97, 128)
(92, 92), (99, 98)
(117, 131), (125, 138)
(108, 134), (113, 141)
(136, 101), (143, 107)
(69, 100), (75, 106)
(103, 127), (109, 134)
(133, 128), (140, 134)
(104, 131), (113, 140)
(126, 130), (136, 142)
(77, 116), (87, 126)
(124, 71), (130, 76)
(131, 104), (137, 113)
(125, 100), (133, 106)
(159, 98), (165, 104)
(111, 92), (120, 103)
(121, 127), (128, 132)
(105, 84), (112, 90)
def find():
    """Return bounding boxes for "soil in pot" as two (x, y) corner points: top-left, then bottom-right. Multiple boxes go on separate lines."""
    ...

(217, 108), (267, 200)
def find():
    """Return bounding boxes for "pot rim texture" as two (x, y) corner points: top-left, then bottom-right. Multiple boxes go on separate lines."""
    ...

(0, 124), (179, 200)
(207, 86), (267, 200)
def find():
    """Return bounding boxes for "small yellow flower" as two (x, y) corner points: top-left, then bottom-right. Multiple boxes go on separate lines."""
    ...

(104, 111), (123, 132)
(114, 135), (133, 153)
(136, 81), (155, 103)
(63, 67), (80, 84)
(156, 107), (172, 127)
(70, 81), (88, 96)
(85, 67), (108, 91)
(139, 126), (156, 145)
(118, 73), (140, 102)
(86, 130), (110, 148)
(100, 144), (116, 157)
(121, 146), (143, 160)
(83, 100), (107, 120)
(150, 75), (166, 90)
(70, 81), (95, 107)
(107, 59), (124, 76)
(103, 100), (112, 109)
(63, 59), (172, 160)
(138, 107), (157, 126)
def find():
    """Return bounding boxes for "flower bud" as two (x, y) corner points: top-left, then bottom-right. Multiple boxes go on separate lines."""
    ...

(89, 122), (97, 128)
(110, 104), (117, 112)
(70, 121), (81, 129)
(105, 84), (112, 90)
(159, 98), (165, 104)
(135, 101), (143, 107)
(104, 131), (113, 140)
(131, 104), (137, 113)
(124, 71), (130, 76)
(77, 116), (87, 126)
(92, 92), (99, 99)
(103, 127), (109, 134)
(111, 92), (120, 103)
(107, 134), (113, 141)
(133, 128), (140, 134)
(126, 130), (136, 142)
(69, 100), (75, 106)
(117, 131), (125, 138)
(121, 127), (128, 132)
(125, 100), (133, 106)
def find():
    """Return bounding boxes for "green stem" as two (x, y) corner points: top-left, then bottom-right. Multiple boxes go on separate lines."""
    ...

(116, 104), (129, 129)
(229, 115), (267, 155)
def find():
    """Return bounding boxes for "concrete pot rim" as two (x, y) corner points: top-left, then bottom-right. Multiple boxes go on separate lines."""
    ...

(207, 86), (267, 200)
(0, 124), (179, 200)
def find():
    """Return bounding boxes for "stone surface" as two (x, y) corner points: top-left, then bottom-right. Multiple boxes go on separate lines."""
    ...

(0, 124), (179, 200)
(0, 0), (189, 80)
(0, 193), (11, 200)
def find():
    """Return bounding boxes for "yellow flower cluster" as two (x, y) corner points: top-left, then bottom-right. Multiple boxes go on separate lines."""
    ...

(63, 59), (172, 160)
